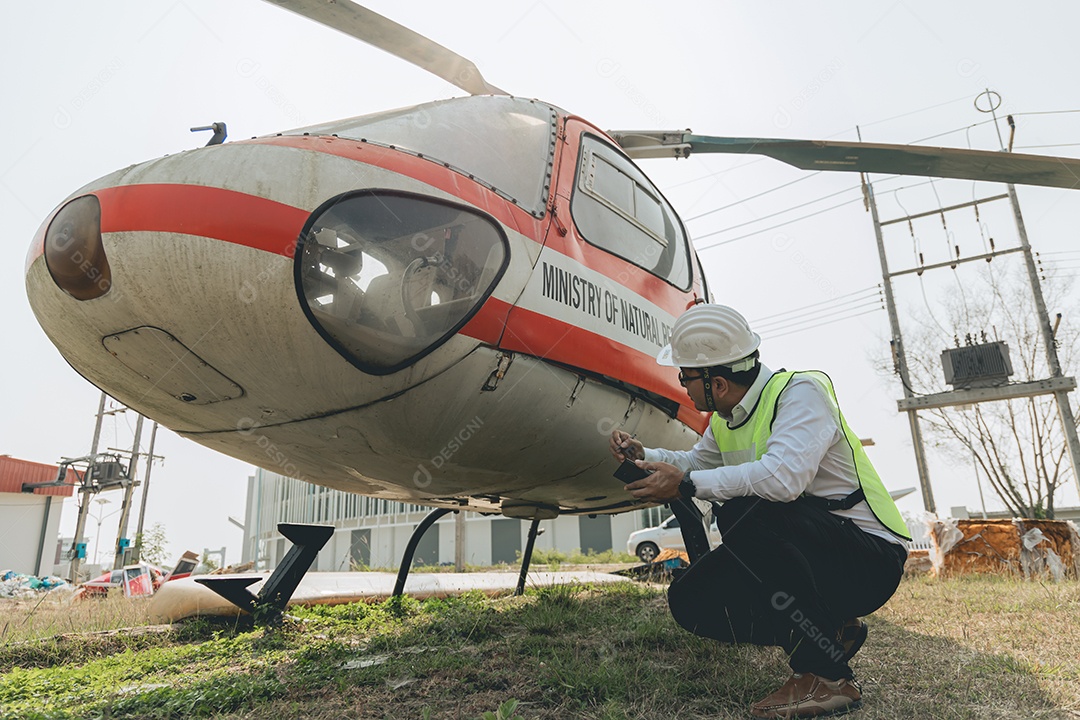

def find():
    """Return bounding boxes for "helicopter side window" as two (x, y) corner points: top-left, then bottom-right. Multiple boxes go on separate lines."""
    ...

(295, 191), (509, 375)
(571, 135), (691, 289)
(634, 185), (666, 239)
(591, 156), (634, 216)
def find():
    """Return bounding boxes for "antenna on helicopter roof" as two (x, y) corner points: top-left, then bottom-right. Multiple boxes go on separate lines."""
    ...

(191, 122), (227, 147)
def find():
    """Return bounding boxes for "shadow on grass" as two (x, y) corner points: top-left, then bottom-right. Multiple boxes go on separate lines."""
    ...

(850, 617), (1074, 720)
(505, 618), (1073, 720)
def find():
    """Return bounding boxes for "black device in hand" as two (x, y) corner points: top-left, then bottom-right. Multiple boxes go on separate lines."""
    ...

(613, 458), (651, 483)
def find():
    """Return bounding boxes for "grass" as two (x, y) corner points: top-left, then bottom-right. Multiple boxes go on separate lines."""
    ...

(0, 591), (152, 645)
(0, 575), (1078, 719)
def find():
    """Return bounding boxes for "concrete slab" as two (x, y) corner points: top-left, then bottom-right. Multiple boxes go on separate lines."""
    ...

(149, 570), (632, 622)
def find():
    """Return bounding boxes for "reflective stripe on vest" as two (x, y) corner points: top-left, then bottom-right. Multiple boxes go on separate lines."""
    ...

(709, 370), (911, 540)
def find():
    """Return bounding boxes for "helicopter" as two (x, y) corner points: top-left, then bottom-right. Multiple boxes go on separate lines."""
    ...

(24, 1), (1080, 542)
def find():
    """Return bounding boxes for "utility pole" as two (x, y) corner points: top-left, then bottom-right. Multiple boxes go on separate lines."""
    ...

(69, 392), (106, 583)
(1006, 187), (1080, 496)
(863, 175), (937, 513)
(133, 422), (160, 562)
(112, 414), (144, 569)
(983, 89), (1080, 497)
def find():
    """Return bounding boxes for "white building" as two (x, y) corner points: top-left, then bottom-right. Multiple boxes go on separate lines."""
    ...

(241, 468), (667, 570)
(0, 456), (73, 577)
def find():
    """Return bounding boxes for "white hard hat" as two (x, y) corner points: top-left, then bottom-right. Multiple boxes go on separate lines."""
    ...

(656, 304), (761, 369)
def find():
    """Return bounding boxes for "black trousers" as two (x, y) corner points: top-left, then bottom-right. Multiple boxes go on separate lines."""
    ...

(667, 496), (907, 680)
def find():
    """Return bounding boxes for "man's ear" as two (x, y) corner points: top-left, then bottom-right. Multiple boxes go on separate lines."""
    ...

(710, 375), (729, 402)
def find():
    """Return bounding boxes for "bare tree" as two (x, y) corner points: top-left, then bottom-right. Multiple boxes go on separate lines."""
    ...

(893, 265), (1077, 518)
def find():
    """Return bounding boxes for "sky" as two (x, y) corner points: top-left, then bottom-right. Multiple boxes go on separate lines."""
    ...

(3, 1), (1080, 567)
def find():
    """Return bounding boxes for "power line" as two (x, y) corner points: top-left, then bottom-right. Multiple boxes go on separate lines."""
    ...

(683, 163), (921, 234)
(692, 175), (938, 252)
(694, 183), (862, 236)
(907, 118), (996, 146)
(667, 157), (767, 190)
(694, 196), (862, 251)
(1012, 108), (1080, 118)
(751, 284), (876, 321)
(751, 285), (881, 323)
(763, 307), (883, 340)
(755, 299), (884, 335)
(684, 172), (824, 222)
(1014, 142), (1080, 150)
(854, 94), (974, 132)
(905, 108), (1080, 147)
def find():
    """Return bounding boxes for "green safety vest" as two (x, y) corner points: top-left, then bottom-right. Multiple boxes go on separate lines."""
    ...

(709, 370), (911, 541)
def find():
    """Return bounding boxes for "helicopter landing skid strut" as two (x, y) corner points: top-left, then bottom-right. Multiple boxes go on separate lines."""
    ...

(195, 522), (334, 624)
(392, 508), (542, 598)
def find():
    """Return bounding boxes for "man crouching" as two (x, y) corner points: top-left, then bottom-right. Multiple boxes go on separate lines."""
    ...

(610, 304), (909, 718)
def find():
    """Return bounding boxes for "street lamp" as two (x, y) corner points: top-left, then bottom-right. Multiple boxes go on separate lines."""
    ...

(91, 498), (121, 566)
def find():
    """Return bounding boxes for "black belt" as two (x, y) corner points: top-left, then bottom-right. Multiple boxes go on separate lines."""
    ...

(801, 487), (865, 512)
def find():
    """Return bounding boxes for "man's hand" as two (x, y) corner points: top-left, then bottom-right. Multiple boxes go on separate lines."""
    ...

(624, 460), (683, 502)
(609, 430), (644, 462)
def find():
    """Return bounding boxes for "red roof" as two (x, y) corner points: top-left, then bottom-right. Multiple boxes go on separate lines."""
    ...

(0, 456), (77, 497)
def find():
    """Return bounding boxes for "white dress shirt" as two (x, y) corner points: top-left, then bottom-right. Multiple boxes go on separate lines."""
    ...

(643, 364), (904, 546)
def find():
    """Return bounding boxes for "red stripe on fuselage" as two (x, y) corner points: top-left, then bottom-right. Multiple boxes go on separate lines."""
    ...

(459, 296), (512, 345)
(94, 184), (309, 256)
(92, 181), (512, 346)
(500, 304), (708, 433)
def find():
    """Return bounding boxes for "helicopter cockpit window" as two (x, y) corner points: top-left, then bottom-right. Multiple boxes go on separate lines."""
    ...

(295, 191), (509, 375)
(292, 96), (557, 217)
(696, 252), (713, 302)
(571, 135), (691, 289)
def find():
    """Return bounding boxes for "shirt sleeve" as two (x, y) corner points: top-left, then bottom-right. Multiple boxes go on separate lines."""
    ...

(682, 377), (842, 502)
(643, 428), (724, 472)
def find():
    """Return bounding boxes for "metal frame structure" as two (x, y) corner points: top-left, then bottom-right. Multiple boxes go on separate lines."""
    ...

(863, 110), (1080, 509)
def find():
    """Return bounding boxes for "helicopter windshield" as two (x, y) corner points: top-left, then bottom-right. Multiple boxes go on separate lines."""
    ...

(296, 190), (509, 374)
(294, 97), (557, 216)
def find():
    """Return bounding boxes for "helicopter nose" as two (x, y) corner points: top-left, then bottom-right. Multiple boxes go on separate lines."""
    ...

(38, 195), (112, 301)
(24, 136), (522, 443)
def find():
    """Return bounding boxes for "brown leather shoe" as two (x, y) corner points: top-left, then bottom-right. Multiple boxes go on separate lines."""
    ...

(750, 672), (862, 718)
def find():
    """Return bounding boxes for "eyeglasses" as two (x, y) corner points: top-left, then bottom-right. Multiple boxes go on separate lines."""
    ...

(678, 371), (705, 387)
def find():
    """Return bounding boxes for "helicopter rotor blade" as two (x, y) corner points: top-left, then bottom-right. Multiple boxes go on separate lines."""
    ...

(263, 0), (508, 96)
(609, 131), (1080, 190)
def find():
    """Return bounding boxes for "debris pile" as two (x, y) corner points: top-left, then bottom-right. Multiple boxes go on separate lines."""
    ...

(0, 570), (70, 598)
(206, 561), (256, 575)
(615, 548), (689, 582)
(929, 518), (1080, 580)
